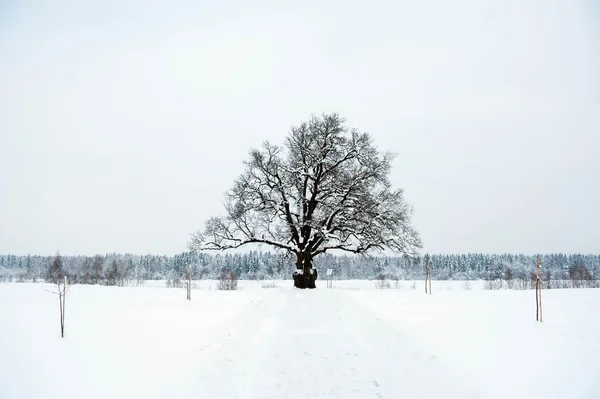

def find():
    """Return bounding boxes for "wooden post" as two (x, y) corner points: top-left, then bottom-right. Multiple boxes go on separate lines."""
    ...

(538, 259), (543, 322)
(58, 276), (67, 338)
(58, 281), (63, 338)
(535, 258), (543, 322)
(63, 276), (67, 335)
(535, 274), (539, 321)
(428, 262), (432, 295)
(186, 266), (192, 300)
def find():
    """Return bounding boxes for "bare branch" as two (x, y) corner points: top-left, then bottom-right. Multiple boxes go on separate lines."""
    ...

(189, 113), (422, 263)
(42, 286), (60, 295)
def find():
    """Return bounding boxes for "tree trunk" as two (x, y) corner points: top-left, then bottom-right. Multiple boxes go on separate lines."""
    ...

(292, 253), (317, 289)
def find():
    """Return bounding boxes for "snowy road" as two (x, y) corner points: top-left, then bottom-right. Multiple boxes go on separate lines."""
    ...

(188, 288), (479, 399)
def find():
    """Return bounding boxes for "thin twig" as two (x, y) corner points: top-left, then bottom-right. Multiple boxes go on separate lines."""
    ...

(42, 286), (59, 295)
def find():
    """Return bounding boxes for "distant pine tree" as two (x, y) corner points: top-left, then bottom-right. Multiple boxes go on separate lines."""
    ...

(46, 253), (63, 284)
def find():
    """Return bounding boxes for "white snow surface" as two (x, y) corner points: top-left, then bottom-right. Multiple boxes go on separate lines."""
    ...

(1, 281), (599, 399)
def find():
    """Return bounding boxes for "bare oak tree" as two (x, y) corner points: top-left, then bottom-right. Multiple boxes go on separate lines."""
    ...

(189, 113), (422, 288)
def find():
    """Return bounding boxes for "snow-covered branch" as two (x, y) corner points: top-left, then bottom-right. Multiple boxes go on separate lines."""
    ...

(189, 113), (422, 267)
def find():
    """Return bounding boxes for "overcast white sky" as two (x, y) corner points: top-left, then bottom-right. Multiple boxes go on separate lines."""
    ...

(1, 0), (599, 256)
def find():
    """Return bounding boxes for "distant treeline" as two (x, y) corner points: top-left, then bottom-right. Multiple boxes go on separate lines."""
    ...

(1, 252), (598, 288)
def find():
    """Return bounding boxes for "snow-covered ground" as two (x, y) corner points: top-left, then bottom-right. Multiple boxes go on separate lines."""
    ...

(1, 281), (598, 398)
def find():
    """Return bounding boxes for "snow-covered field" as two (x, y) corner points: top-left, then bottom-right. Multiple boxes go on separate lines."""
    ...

(1, 281), (598, 399)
